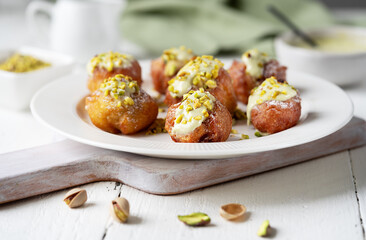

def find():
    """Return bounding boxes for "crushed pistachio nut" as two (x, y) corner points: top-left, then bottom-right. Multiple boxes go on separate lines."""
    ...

(178, 212), (211, 227)
(231, 129), (238, 134)
(87, 51), (134, 75)
(254, 131), (262, 137)
(164, 61), (178, 77)
(241, 49), (269, 78)
(172, 90), (216, 135)
(99, 74), (139, 107)
(247, 76), (297, 124)
(0, 53), (50, 73)
(162, 46), (194, 63)
(241, 134), (249, 140)
(232, 108), (246, 121)
(162, 46), (195, 77)
(146, 118), (167, 135)
(168, 55), (223, 98)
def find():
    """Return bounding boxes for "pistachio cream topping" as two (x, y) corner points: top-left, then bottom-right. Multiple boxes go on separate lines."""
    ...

(172, 88), (215, 135)
(87, 51), (135, 75)
(247, 77), (297, 124)
(162, 46), (195, 77)
(241, 49), (269, 79)
(99, 74), (139, 107)
(168, 55), (223, 98)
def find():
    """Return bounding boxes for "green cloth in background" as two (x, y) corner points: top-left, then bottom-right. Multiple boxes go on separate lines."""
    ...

(121, 0), (333, 56)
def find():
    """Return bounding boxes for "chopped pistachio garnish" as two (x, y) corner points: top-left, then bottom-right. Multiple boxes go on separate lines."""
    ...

(247, 77), (297, 124)
(87, 51), (134, 75)
(172, 90), (215, 135)
(241, 134), (249, 140)
(232, 108), (246, 121)
(168, 55), (223, 98)
(162, 46), (194, 63)
(162, 46), (194, 77)
(255, 131), (262, 137)
(0, 53), (50, 73)
(146, 118), (167, 135)
(99, 74), (139, 107)
(164, 61), (178, 77)
(231, 129), (238, 134)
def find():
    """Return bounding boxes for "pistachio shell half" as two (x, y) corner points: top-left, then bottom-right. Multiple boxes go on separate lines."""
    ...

(220, 203), (246, 220)
(63, 188), (87, 208)
(110, 197), (130, 223)
(178, 212), (211, 226)
(257, 220), (270, 237)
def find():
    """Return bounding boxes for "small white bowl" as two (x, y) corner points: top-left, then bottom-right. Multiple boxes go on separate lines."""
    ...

(275, 26), (366, 86)
(0, 46), (74, 110)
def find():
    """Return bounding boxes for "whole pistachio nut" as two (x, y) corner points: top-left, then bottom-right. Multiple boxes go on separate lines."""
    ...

(110, 197), (130, 223)
(63, 188), (87, 208)
(220, 203), (246, 221)
(257, 220), (270, 237)
(178, 212), (211, 226)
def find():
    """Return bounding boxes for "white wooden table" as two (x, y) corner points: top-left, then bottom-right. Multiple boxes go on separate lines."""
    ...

(1, 8), (366, 240)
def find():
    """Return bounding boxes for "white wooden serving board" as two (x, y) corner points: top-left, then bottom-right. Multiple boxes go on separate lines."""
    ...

(0, 117), (365, 204)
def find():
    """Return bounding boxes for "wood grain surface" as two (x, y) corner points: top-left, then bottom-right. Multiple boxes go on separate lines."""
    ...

(0, 117), (365, 204)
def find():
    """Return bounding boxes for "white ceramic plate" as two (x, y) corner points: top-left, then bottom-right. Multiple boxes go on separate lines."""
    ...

(31, 60), (353, 159)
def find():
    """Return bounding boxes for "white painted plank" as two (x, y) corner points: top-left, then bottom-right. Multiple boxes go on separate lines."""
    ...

(104, 151), (363, 240)
(0, 108), (64, 155)
(0, 182), (120, 240)
(350, 145), (366, 236)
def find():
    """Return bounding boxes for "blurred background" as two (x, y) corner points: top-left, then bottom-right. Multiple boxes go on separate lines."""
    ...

(1, 0), (366, 59)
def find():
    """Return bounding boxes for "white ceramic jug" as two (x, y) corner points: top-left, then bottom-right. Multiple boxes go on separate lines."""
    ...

(26, 0), (124, 62)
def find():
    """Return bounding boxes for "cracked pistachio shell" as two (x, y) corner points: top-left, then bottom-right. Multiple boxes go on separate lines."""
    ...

(63, 188), (87, 208)
(257, 220), (270, 237)
(220, 203), (246, 220)
(110, 197), (130, 223)
(178, 212), (211, 226)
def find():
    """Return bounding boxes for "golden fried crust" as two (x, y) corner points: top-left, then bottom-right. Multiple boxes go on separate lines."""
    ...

(250, 95), (301, 134)
(165, 101), (232, 143)
(150, 58), (172, 94)
(164, 68), (237, 114)
(164, 90), (181, 106)
(229, 60), (257, 105)
(211, 68), (237, 114)
(87, 60), (142, 92)
(85, 90), (158, 135)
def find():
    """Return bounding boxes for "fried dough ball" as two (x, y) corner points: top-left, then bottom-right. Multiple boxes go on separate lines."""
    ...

(247, 77), (301, 134)
(229, 49), (287, 104)
(164, 55), (237, 114)
(151, 46), (195, 94)
(87, 52), (142, 92)
(165, 89), (232, 143)
(85, 74), (158, 135)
